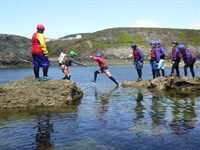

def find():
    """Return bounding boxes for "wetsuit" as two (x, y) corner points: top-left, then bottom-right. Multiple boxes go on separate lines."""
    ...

(171, 47), (180, 77)
(61, 57), (85, 80)
(181, 49), (196, 77)
(150, 47), (160, 78)
(157, 46), (166, 77)
(133, 48), (144, 80)
(92, 56), (119, 86)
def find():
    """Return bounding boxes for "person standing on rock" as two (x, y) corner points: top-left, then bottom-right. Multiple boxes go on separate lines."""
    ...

(131, 44), (144, 81)
(170, 41), (180, 77)
(156, 41), (166, 77)
(31, 24), (50, 81)
(90, 53), (119, 87)
(150, 41), (160, 79)
(58, 52), (66, 66)
(178, 45), (196, 78)
(61, 51), (87, 80)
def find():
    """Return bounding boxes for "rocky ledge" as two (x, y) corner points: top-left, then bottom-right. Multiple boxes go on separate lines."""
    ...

(0, 76), (83, 109)
(121, 76), (200, 91)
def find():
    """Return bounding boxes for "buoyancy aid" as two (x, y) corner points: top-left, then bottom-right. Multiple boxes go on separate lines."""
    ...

(32, 32), (48, 54)
(32, 32), (43, 54)
(92, 56), (107, 68)
(171, 47), (175, 58)
(182, 49), (196, 62)
(133, 49), (140, 60)
(171, 47), (180, 60)
(189, 49), (196, 59)
(151, 48), (156, 60)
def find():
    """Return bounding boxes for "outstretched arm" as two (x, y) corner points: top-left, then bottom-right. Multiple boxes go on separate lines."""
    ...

(68, 57), (87, 67)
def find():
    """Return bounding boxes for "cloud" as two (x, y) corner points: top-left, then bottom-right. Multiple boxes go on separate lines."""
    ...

(189, 21), (200, 29)
(133, 19), (162, 28)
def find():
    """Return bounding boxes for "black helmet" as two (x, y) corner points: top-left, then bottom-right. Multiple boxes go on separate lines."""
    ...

(131, 44), (137, 49)
(171, 41), (179, 45)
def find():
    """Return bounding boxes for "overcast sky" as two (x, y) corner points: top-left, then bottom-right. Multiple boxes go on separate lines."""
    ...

(1, 0), (199, 39)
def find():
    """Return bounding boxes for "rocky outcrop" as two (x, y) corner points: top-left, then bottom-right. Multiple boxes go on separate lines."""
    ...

(0, 76), (83, 109)
(0, 34), (32, 68)
(121, 76), (200, 91)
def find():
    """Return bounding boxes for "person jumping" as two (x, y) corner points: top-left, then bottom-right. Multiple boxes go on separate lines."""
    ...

(90, 53), (119, 87)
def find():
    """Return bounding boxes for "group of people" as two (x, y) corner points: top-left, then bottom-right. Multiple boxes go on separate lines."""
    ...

(58, 51), (119, 87)
(31, 24), (197, 85)
(131, 40), (196, 81)
(31, 24), (119, 86)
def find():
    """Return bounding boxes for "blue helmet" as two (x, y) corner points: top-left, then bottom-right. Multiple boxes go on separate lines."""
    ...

(150, 41), (154, 45)
(178, 45), (186, 50)
(156, 41), (160, 45)
(96, 53), (102, 57)
(150, 41), (156, 46)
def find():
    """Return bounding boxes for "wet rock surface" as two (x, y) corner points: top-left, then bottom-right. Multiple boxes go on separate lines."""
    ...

(121, 76), (200, 91)
(0, 76), (83, 109)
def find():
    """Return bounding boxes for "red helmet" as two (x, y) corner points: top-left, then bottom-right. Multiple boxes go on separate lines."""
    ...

(37, 24), (45, 30)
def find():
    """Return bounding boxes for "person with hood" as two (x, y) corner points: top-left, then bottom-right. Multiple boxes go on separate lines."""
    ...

(178, 45), (196, 78)
(31, 24), (50, 81)
(131, 44), (144, 81)
(61, 51), (87, 80)
(90, 53), (119, 87)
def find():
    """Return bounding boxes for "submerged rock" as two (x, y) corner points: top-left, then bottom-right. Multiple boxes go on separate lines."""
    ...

(0, 76), (83, 109)
(121, 76), (200, 91)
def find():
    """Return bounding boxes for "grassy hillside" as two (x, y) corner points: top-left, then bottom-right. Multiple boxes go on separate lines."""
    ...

(0, 27), (200, 68)
(47, 27), (200, 60)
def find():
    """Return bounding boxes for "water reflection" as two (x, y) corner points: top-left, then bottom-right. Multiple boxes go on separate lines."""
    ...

(169, 97), (197, 135)
(132, 90), (148, 135)
(94, 87), (118, 124)
(34, 114), (54, 150)
(150, 95), (167, 126)
(134, 90), (145, 120)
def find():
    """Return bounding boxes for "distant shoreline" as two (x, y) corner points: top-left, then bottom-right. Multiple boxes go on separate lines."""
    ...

(0, 58), (200, 69)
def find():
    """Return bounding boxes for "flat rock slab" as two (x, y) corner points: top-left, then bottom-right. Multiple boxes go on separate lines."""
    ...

(0, 76), (83, 109)
(121, 76), (200, 91)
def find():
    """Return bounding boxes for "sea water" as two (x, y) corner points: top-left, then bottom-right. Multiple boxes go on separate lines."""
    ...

(0, 65), (200, 150)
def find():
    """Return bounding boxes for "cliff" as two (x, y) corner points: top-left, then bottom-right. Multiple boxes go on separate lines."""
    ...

(0, 34), (32, 68)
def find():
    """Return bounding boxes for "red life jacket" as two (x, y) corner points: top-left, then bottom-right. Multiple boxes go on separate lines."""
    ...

(151, 48), (156, 59)
(189, 49), (196, 59)
(171, 47), (175, 58)
(93, 56), (107, 68)
(133, 50), (140, 60)
(31, 32), (43, 54)
(172, 47), (181, 58)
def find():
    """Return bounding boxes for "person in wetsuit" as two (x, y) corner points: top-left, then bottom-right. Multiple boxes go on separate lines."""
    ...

(156, 41), (166, 77)
(90, 53), (119, 87)
(131, 44), (144, 81)
(170, 41), (180, 77)
(178, 44), (196, 78)
(150, 41), (160, 79)
(61, 51), (86, 80)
